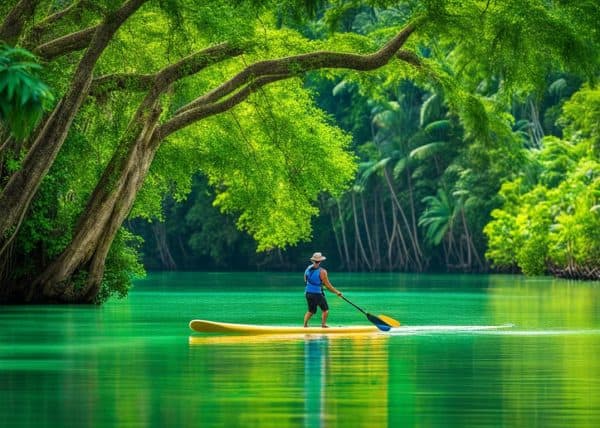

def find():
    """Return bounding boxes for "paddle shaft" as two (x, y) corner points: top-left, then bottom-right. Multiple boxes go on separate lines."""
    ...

(340, 295), (368, 315)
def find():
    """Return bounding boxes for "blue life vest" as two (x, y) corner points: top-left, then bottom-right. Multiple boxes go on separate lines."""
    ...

(305, 265), (322, 294)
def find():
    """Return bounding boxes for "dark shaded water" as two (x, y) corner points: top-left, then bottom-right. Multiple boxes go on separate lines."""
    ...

(1, 272), (599, 427)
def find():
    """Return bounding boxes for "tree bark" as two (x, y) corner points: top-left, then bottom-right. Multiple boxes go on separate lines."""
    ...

(90, 42), (244, 97)
(35, 101), (163, 301)
(178, 23), (417, 114)
(34, 26), (99, 60)
(27, 0), (99, 46)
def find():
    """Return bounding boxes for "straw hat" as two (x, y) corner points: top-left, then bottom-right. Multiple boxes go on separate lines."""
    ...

(310, 252), (326, 262)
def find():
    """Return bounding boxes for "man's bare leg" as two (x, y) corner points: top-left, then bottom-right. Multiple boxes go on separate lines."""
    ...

(304, 311), (314, 327)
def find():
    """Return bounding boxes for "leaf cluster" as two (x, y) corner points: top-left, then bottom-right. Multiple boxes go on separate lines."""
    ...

(484, 86), (600, 275)
(0, 44), (54, 139)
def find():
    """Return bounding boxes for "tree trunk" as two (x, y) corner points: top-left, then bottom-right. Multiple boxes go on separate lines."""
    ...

(33, 101), (162, 302)
(372, 190), (381, 269)
(460, 207), (484, 271)
(383, 168), (421, 270)
(405, 165), (424, 267)
(389, 198), (409, 270)
(379, 193), (392, 270)
(528, 99), (544, 149)
(152, 222), (177, 270)
(336, 199), (352, 271)
(330, 209), (345, 269)
(351, 192), (372, 270)
(360, 193), (377, 269)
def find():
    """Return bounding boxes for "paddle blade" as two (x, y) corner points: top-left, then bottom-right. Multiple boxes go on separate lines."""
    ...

(377, 314), (401, 327)
(366, 313), (392, 331)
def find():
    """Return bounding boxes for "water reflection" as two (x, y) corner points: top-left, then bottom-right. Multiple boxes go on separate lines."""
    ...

(303, 339), (325, 428)
(486, 280), (600, 427)
(187, 334), (390, 427)
(3, 274), (600, 427)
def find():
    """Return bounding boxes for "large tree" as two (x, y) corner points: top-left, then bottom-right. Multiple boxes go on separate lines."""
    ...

(0, 0), (598, 303)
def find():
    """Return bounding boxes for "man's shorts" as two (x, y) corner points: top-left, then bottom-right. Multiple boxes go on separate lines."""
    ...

(305, 292), (329, 313)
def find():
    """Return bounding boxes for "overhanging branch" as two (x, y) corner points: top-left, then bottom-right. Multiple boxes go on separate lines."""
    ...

(176, 22), (418, 116)
(89, 42), (245, 97)
(161, 22), (421, 139)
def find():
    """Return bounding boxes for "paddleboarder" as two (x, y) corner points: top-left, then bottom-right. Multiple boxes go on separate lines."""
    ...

(304, 252), (343, 328)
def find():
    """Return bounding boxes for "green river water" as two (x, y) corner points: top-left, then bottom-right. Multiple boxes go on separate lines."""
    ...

(1, 272), (599, 427)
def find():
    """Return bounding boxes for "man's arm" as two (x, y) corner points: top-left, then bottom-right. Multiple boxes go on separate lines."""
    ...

(320, 269), (342, 296)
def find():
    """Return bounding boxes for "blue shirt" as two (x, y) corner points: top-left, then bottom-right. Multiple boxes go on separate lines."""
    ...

(304, 265), (322, 294)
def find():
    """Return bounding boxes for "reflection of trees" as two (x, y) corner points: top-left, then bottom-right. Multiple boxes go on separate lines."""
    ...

(187, 335), (390, 427)
(488, 277), (600, 426)
(325, 335), (389, 427)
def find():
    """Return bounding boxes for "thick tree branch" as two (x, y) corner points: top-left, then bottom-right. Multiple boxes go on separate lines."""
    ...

(162, 22), (421, 138)
(89, 42), (245, 96)
(34, 25), (98, 60)
(176, 22), (418, 115)
(91, 73), (156, 96)
(0, 0), (40, 45)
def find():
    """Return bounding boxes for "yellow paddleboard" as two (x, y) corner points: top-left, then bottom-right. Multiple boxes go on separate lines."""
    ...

(189, 319), (380, 335)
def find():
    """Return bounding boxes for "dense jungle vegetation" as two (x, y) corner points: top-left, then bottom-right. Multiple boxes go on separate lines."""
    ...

(1, 0), (599, 303)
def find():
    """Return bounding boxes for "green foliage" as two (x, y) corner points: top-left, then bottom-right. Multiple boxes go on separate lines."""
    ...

(484, 208), (518, 269)
(5, 0), (600, 300)
(484, 86), (600, 275)
(419, 188), (454, 246)
(425, 0), (600, 98)
(185, 186), (251, 265)
(514, 197), (551, 275)
(561, 84), (600, 155)
(0, 44), (54, 139)
(547, 161), (600, 268)
(186, 82), (355, 251)
(96, 229), (145, 304)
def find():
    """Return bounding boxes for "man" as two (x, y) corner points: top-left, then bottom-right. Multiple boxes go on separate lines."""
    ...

(304, 252), (343, 328)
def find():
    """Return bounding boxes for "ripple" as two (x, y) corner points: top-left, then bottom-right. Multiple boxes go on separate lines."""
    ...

(389, 324), (600, 336)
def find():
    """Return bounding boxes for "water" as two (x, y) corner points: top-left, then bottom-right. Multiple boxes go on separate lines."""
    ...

(1, 272), (600, 427)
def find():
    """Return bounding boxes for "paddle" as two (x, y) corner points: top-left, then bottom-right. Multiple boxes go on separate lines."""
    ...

(339, 295), (400, 331)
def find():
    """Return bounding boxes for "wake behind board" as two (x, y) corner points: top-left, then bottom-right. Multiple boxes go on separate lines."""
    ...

(189, 319), (380, 335)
